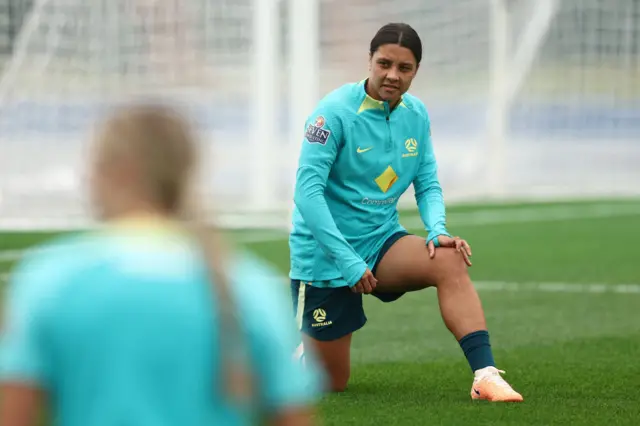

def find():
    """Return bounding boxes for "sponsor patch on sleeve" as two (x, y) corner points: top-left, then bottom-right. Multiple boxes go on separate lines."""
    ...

(304, 116), (331, 145)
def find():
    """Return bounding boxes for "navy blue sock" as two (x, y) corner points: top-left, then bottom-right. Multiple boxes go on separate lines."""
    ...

(458, 330), (495, 372)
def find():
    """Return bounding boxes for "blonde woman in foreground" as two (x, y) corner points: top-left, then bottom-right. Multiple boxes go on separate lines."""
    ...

(0, 104), (322, 426)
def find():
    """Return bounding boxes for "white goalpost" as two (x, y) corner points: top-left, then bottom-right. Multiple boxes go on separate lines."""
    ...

(487, 0), (561, 198)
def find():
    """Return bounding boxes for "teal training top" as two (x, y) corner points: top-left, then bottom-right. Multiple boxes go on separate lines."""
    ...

(289, 80), (451, 288)
(0, 221), (322, 426)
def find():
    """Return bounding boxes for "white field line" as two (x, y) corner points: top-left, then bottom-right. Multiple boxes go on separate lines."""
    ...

(473, 281), (640, 294)
(402, 203), (640, 229)
(0, 249), (29, 263)
(0, 271), (637, 295)
(0, 203), (638, 264)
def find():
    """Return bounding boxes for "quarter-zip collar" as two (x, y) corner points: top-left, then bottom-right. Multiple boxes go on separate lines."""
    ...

(359, 78), (405, 116)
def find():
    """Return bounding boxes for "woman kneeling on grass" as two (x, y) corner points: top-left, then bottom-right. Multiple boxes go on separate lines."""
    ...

(289, 22), (523, 402)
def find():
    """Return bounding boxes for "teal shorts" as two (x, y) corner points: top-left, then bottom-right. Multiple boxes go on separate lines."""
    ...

(290, 231), (410, 341)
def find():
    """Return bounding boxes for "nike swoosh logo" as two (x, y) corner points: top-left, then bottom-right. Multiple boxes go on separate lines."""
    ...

(473, 388), (481, 395)
(357, 147), (373, 154)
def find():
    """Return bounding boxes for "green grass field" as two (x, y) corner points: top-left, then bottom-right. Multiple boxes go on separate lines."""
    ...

(1, 199), (639, 425)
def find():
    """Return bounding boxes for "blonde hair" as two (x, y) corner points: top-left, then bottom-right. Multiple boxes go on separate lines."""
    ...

(96, 103), (253, 403)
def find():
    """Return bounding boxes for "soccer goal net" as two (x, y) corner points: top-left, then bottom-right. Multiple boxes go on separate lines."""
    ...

(0, 0), (286, 230)
(1, 0), (639, 231)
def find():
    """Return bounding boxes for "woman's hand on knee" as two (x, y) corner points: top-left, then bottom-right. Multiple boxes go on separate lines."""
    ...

(428, 235), (473, 267)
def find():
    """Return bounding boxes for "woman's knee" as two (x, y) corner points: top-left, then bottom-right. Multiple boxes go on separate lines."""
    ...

(431, 247), (469, 284)
(327, 369), (350, 392)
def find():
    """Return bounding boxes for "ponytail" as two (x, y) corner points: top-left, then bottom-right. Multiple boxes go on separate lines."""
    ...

(181, 199), (256, 408)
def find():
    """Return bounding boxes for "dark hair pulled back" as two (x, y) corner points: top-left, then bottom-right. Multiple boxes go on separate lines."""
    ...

(369, 23), (422, 64)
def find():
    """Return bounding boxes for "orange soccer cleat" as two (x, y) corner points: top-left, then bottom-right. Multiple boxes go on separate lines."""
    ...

(470, 367), (524, 402)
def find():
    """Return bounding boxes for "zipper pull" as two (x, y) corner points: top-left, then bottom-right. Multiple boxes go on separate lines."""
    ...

(385, 113), (391, 151)
(383, 100), (390, 116)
